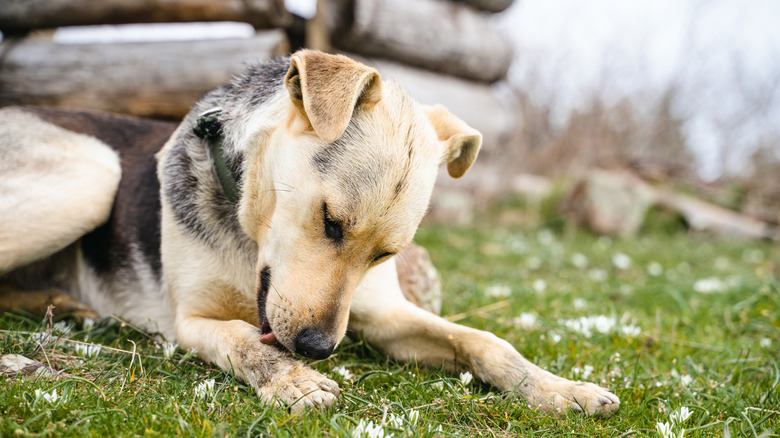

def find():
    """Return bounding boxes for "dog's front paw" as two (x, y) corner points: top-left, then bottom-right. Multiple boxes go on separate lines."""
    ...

(255, 363), (340, 412)
(527, 377), (620, 416)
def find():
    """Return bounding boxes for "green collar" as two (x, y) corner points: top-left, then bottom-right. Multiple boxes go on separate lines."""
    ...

(193, 107), (240, 204)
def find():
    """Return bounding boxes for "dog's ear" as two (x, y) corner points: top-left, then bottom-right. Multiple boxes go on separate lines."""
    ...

(285, 50), (382, 143)
(424, 104), (482, 178)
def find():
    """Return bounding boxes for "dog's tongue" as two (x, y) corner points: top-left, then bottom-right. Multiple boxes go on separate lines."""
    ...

(260, 331), (277, 345)
(260, 317), (278, 345)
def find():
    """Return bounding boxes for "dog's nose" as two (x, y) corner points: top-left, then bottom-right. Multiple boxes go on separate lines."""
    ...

(294, 327), (335, 359)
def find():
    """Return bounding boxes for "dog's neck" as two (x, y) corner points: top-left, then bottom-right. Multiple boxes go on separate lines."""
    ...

(193, 107), (240, 204)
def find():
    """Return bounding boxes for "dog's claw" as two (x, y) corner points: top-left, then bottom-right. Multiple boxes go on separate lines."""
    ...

(528, 378), (620, 416)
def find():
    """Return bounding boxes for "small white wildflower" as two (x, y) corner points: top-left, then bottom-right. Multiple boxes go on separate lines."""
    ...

(656, 421), (676, 438)
(573, 298), (586, 309)
(560, 315), (616, 337)
(670, 406), (692, 425)
(571, 253), (588, 269)
(572, 365), (593, 380)
(193, 379), (215, 400)
(431, 381), (444, 391)
(679, 374), (693, 387)
(514, 312), (537, 328)
(333, 365), (354, 380)
(427, 424), (443, 433)
(526, 256), (542, 270)
(589, 268), (608, 282)
(621, 324), (641, 337)
(550, 333), (562, 344)
(693, 277), (726, 294)
(163, 342), (178, 359)
(647, 262), (664, 277)
(459, 371), (473, 386)
(407, 409), (419, 425)
(82, 319), (96, 330)
(53, 321), (72, 335)
(353, 419), (390, 438)
(612, 253), (632, 270)
(387, 413), (403, 428)
(532, 279), (547, 293)
(760, 338), (772, 348)
(35, 388), (64, 406)
(485, 284), (511, 298)
(74, 343), (102, 358)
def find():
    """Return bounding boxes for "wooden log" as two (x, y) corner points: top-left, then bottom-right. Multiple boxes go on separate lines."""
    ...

(0, 0), (291, 35)
(459, 0), (515, 14)
(352, 55), (517, 151)
(322, 0), (513, 83)
(0, 31), (289, 119)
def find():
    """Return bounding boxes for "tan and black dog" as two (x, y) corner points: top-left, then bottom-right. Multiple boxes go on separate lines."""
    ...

(0, 50), (619, 415)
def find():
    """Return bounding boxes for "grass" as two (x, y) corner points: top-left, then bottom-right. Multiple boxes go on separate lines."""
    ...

(1, 195), (778, 437)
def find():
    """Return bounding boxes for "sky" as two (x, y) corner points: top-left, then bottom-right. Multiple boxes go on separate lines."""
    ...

(497, 0), (780, 179)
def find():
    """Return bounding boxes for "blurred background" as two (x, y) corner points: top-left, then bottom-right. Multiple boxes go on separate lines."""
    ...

(0, 0), (777, 239)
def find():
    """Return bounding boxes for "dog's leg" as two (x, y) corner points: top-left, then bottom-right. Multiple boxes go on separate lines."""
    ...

(174, 315), (340, 411)
(0, 108), (121, 274)
(350, 259), (620, 416)
(0, 285), (100, 321)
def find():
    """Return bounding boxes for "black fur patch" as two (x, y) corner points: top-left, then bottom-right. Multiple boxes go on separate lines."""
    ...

(25, 107), (175, 278)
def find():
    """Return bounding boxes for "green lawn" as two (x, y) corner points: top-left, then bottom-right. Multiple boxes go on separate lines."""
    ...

(2, 197), (778, 437)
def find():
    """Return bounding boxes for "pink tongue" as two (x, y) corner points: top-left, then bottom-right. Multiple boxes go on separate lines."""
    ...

(260, 331), (278, 345)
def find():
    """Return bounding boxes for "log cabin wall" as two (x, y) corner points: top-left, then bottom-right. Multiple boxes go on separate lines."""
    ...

(0, 0), (517, 153)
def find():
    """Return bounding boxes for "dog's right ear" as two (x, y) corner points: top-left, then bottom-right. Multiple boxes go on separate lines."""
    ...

(285, 50), (382, 143)
(424, 104), (482, 179)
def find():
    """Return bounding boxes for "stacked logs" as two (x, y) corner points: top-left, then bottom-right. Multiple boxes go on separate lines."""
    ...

(0, 0), (516, 148)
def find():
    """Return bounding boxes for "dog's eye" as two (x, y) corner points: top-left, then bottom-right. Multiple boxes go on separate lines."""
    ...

(322, 203), (343, 243)
(372, 252), (393, 263)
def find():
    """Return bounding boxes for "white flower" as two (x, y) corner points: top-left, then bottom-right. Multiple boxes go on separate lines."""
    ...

(35, 388), (65, 406)
(550, 333), (562, 344)
(459, 371), (473, 386)
(387, 413), (403, 428)
(333, 365), (354, 380)
(194, 379), (215, 400)
(162, 342), (178, 359)
(74, 343), (102, 358)
(671, 369), (693, 387)
(589, 268), (608, 282)
(572, 365), (593, 380)
(427, 424), (443, 433)
(656, 421), (678, 438)
(485, 284), (511, 298)
(407, 409), (419, 425)
(431, 381), (444, 391)
(670, 406), (692, 425)
(693, 277), (726, 294)
(621, 324), (641, 337)
(647, 262), (664, 277)
(573, 298), (587, 309)
(760, 338), (772, 348)
(612, 253), (632, 270)
(571, 253), (588, 269)
(532, 279), (547, 293)
(53, 322), (72, 335)
(353, 419), (391, 438)
(513, 313), (537, 328)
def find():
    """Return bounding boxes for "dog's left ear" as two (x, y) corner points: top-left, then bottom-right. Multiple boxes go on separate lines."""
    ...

(424, 104), (482, 178)
(285, 50), (382, 143)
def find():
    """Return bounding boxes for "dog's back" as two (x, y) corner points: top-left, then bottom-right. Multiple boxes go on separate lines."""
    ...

(0, 107), (176, 332)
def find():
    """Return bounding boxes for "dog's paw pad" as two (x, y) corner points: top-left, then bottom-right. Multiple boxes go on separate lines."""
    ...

(257, 366), (340, 412)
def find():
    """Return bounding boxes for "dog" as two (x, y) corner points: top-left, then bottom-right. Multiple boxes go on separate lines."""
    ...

(0, 50), (619, 415)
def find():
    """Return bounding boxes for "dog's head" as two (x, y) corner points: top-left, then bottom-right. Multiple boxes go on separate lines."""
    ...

(237, 50), (481, 359)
